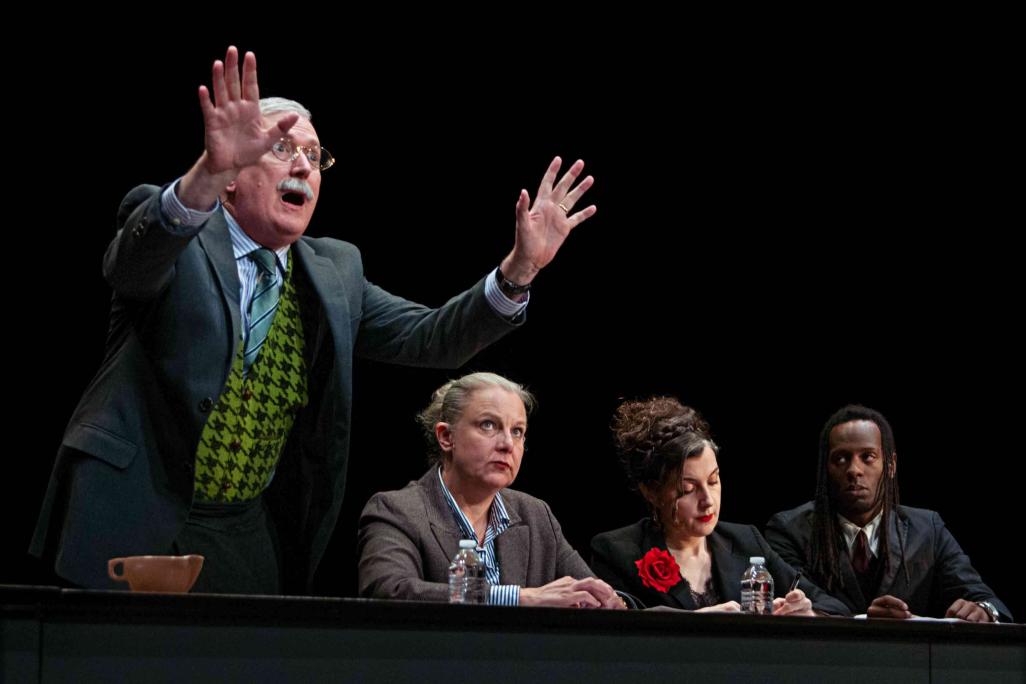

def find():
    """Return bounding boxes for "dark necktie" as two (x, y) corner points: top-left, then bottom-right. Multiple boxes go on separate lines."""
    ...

(244, 248), (280, 372)
(852, 529), (871, 574)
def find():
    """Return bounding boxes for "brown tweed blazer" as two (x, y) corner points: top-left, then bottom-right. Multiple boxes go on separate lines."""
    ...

(358, 467), (593, 601)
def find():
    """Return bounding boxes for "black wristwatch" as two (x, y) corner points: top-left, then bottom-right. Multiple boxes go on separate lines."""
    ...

(495, 267), (531, 297)
(976, 600), (1000, 623)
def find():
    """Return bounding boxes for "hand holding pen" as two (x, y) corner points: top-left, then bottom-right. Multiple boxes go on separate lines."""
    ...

(772, 569), (815, 617)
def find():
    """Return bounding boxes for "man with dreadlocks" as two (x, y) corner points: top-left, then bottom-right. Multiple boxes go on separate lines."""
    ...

(765, 405), (1011, 622)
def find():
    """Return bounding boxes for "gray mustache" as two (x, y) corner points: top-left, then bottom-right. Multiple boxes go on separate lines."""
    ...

(277, 178), (314, 202)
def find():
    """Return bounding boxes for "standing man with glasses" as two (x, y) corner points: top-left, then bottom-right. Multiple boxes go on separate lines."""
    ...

(31, 46), (597, 594)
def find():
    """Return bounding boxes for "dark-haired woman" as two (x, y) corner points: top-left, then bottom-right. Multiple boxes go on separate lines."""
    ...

(591, 397), (848, 614)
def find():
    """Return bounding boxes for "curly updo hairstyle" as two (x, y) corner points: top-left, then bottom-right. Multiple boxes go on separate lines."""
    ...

(612, 396), (717, 523)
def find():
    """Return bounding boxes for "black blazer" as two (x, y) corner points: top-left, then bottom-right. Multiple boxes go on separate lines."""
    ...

(765, 502), (1013, 622)
(591, 518), (850, 614)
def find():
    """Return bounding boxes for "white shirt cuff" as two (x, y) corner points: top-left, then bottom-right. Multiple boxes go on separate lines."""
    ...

(483, 268), (529, 318)
(489, 584), (520, 606)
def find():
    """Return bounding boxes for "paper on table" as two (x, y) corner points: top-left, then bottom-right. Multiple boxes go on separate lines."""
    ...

(853, 614), (962, 622)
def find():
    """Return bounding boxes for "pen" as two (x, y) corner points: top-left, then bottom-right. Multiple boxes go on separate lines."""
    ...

(788, 570), (803, 593)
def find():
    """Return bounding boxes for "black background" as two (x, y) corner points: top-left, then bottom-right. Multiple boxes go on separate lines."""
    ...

(6, 28), (1021, 619)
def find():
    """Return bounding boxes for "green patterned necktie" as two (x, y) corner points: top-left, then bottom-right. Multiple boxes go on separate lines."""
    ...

(244, 248), (281, 372)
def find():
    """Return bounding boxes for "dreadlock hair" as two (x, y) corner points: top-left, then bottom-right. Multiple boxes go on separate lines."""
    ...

(611, 396), (717, 527)
(809, 404), (908, 593)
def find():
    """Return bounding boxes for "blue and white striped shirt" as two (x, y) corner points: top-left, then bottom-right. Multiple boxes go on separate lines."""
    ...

(222, 211), (288, 337)
(436, 466), (520, 606)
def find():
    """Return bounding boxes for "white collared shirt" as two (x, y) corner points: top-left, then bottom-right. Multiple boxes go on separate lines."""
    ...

(838, 511), (883, 558)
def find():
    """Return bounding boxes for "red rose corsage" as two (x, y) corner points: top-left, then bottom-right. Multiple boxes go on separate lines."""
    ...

(634, 547), (682, 593)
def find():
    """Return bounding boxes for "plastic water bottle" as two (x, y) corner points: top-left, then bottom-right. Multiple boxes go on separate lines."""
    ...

(448, 539), (488, 604)
(740, 556), (774, 614)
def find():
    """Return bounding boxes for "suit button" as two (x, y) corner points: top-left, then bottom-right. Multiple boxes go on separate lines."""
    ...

(242, 389), (253, 400)
(131, 219), (148, 238)
(222, 482), (232, 492)
(198, 398), (214, 412)
(229, 440), (242, 452)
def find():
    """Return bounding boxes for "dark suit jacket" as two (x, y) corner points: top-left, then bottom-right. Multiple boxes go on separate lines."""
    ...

(590, 518), (850, 614)
(358, 468), (594, 602)
(765, 502), (1013, 622)
(31, 184), (519, 590)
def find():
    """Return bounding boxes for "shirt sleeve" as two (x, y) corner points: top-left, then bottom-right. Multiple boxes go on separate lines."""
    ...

(159, 179), (219, 236)
(489, 584), (521, 606)
(483, 267), (530, 319)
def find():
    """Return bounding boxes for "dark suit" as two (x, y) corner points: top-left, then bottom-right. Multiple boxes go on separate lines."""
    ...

(31, 184), (519, 591)
(590, 518), (850, 614)
(765, 502), (1013, 621)
(358, 468), (593, 602)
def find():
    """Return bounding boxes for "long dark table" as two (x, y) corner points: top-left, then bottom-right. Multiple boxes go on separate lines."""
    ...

(3, 585), (1022, 682)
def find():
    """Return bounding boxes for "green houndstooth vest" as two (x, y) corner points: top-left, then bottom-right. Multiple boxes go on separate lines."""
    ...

(193, 256), (309, 502)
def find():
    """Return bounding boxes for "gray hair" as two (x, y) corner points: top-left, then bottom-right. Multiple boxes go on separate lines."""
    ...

(260, 97), (312, 120)
(418, 372), (536, 465)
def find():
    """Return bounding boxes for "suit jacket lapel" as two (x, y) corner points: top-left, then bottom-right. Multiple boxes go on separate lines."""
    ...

(291, 239), (352, 365)
(420, 469), (464, 569)
(877, 511), (909, 597)
(708, 528), (747, 602)
(196, 212), (242, 355)
(495, 503), (528, 586)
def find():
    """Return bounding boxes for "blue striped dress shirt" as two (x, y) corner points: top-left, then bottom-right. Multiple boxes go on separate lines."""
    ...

(436, 466), (520, 606)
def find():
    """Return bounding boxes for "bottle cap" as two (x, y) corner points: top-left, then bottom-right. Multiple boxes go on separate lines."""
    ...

(749, 556), (765, 564)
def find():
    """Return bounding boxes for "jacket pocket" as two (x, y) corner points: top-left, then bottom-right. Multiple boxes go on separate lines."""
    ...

(63, 423), (138, 469)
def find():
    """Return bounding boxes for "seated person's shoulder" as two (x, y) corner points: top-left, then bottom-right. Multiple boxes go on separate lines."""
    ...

(893, 504), (947, 533)
(714, 520), (751, 534)
(591, 520), (646, 553)
(497, 487), (553, 517)
(893, 504), (936, 520)
(714, 520), (762, 542)
(767, 501), (816, 526)
(361, 478), (427, 518)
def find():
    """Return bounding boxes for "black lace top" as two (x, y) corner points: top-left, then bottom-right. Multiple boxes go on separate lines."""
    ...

(682, 575), (722, 609)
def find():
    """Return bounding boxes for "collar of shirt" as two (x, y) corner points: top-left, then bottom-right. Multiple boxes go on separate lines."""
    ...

(224, 209), (289, 276)
(838, 510), (883, 557)
(436, 466), (510, 547)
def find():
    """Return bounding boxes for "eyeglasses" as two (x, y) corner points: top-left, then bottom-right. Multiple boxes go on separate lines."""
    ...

(270, 138), (335, 171)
